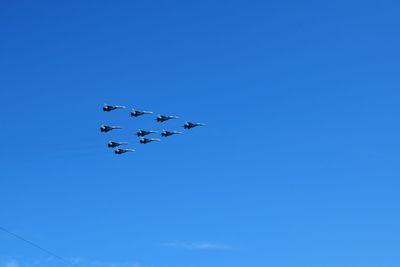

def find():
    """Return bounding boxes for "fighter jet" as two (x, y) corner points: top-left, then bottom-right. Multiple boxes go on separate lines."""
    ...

(156, 115), (179, 122)
(115, 148), (135, 154)
(131, 109), (153, 117)
(103, 104), (127, 112)
(184, 122), (206, 129)
(161, 130), (182, 137)
(140, 138), (160, 144)
(137, 130), (157, 137)
(107, 141), (128, 148)
(100, 125), (122, 133)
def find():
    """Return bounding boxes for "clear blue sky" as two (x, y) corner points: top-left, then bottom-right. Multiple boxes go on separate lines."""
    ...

(1, 1), (400, 267)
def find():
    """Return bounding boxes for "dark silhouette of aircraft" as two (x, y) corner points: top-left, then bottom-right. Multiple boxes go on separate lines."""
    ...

(115, 148), (135, 154)
(140, 138), (160, 144)
(184, 122), (206, 129)
(100, 125), (122, 133)
(131, 109), (153, 117)
(103, 104), (126, 112)
(156, 115), (179, 122)
(137, 130), (157, 137)
(107, 141), (128, 148)
(161, 130), (182, 137)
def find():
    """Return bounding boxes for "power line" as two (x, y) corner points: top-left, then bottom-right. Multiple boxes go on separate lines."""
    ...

(0, 225), (77, 267)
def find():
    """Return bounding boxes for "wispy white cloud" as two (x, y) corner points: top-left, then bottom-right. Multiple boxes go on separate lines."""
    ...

(1, 258), (141, 267)
(2, 260), (19, 267)
(162, 241), (233, 250)
(70, 258), (142, 267)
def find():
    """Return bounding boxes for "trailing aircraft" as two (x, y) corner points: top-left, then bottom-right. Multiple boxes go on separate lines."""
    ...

(183, 122), (206, 129)
(140, 138), (160, 144)
(115, 148), (135, 154)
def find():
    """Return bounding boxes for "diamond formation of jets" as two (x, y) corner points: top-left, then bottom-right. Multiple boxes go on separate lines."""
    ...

(100, 104), (206, 155)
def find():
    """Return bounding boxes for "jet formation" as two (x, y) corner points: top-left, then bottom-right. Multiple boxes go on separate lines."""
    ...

(100, 104), (206, 155)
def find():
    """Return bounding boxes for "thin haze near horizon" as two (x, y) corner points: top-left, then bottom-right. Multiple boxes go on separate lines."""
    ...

(1, 1), (400, 267)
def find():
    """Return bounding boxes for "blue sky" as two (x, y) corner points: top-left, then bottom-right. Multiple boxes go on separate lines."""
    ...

(1, 0), (400, 267)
